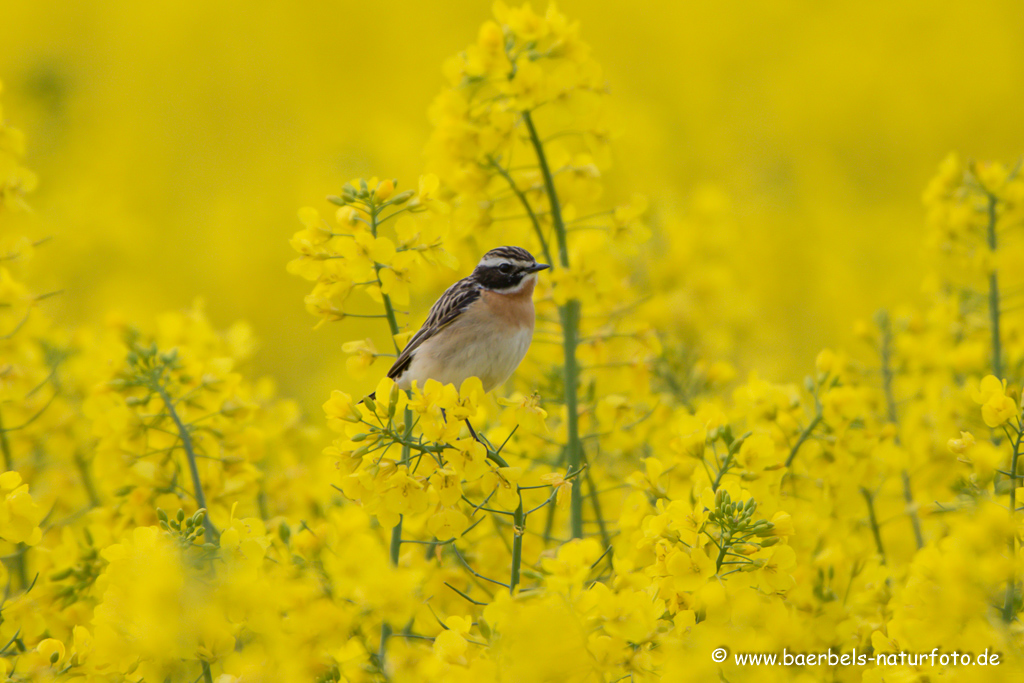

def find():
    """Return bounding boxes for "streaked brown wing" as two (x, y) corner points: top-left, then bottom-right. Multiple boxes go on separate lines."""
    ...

(386, 277), (480, 381)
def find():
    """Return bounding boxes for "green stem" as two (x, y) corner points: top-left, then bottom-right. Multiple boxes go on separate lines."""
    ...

(561, 302), (583, 539)
(477, 443), (526, 591)
(523, 110), (583, 539)
(980, 185), (1016, 622)
(370, 201), (408, 666)
(583, 455), (611, 549)
(860, 487), (887, 565)
(0, 406), (11, 471)
(714, 535), (730, 572)
(900, 471), (924, 550)
(711, 453), (732, 492)
(878, 311), (924, 549)
(371, 204), (403, 355)
(488, 157), (554, 266)
(202, 662), (214, 683)
(712, 436), (751, 490)
(378, 622), (393, 672)
(74, 451), (100, 507)
(155, 384), (217, 541)
(510, 493), (524, 594)
(1002, 421), (1022, 623)
(785, 413), (822, 468)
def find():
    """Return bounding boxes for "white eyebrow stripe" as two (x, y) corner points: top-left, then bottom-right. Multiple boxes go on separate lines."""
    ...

(477, 257), (533, 269)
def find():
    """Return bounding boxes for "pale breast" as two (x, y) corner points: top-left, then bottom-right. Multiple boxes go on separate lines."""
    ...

(397, 291), (535, 393)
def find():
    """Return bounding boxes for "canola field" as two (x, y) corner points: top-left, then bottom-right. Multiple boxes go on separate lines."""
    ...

(1, 2), (1023, 681)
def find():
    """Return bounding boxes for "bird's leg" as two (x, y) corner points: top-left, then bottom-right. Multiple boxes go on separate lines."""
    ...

(465, 419), (489, 448)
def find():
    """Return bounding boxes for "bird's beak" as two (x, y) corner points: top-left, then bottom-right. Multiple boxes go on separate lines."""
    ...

(528, 263), (551, 273)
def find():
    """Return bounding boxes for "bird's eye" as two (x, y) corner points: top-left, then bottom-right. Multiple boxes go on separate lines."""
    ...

(498, 263), (513, 274)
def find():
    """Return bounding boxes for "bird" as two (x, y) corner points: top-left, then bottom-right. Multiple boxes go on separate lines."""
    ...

(385, 246), (549, 395)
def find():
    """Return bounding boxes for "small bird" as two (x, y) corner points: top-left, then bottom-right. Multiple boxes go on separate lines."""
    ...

(386, 246), (549, 394)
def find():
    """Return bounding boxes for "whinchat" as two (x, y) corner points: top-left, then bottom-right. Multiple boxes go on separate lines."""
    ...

(386, 246), (549, 393)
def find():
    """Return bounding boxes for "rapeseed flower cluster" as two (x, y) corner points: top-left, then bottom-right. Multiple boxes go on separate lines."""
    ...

(2, 4), (1023, 683)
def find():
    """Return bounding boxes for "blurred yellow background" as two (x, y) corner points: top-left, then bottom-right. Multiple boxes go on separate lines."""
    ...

(2, 0), (1022, 411)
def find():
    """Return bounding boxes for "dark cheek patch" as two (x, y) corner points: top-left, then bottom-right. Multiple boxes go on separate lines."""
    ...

(476, 267), (524, 290)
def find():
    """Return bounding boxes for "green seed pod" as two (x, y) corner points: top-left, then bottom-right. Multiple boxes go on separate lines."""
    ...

(390, 190), (415, 205)
(760, 536), (780, 547)
(176, 509), (186, 523)
(49, 567), (75, 581)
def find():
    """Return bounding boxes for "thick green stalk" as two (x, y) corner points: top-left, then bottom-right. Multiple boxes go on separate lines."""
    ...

(479, 448), (525, 593)
(510, 495), (524, 593)
(979, 188), (1018, 623)
(155, 383), (217, 541)
(74, 451), (101, 507)
(489, 158), (554, 267)
(0, 406), (10, 470)
(583, 458), (611, 549)
(523, 111), (583, 539)
(370, 201), (409, 667)
(878, 311), (924, 549)
(1003, 419), (1022, 623)
(860, 487), (887, 565)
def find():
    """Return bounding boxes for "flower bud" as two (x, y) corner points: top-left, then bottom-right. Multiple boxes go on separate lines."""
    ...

(375, 179), (395, 201)
(49, 567), (74, 581)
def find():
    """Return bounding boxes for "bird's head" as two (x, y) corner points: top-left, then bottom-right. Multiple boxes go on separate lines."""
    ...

(472, 246), (550, 294)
